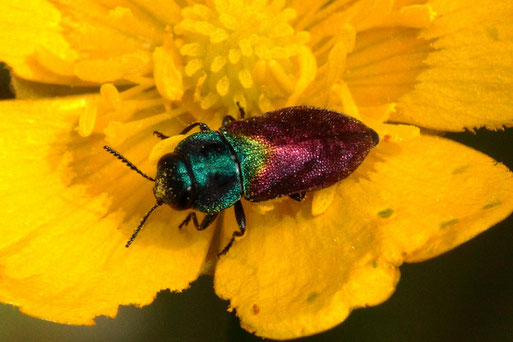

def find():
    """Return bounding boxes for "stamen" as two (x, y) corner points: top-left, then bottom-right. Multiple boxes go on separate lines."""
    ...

(239, 38), (253, 57)
(191, 4), (211, 20)
(254, 202), (275, 215)
(252, 60), (267, 86)
(194, 72), (208, 103)
(257, 93), (273, 113)
(337, 81), (360, 119)
(312, 186), (337, 216)
(210, 28), (229, 43)
(268, 60), (295, 94)
(123, 76), (155, 86)
(185, 59), (203, 77)
(211, 56), (227, 73)
(200, 93), (220, 110)
(149, 135), (186, 163)
(171, 1), (314, 113)
(286, 47), (316, 106)
(119, 83), (155, 99)
(238, 69), (253, 89)
(78, 99), (99, 137)
(100, 84), (121, 110)
(228, 49), (241, 64)
(153, 45), (184, 101)
(216, 76), (230, 97)
(314, 24), (355, 59)
(127, 98), (170, 112)
(180, 43), (203, 56)
(104, 113), (173, 146)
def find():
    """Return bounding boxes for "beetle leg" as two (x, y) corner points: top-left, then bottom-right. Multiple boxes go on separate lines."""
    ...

(155, 121), (210, 139)
(221, 103), (246, 126)
(236, 102), (246, 119)
(218, 201), (246, 257)
(197, 213), (219, 230)
(289, 192), (306, 202)
(222, 115), (236, 126)
(178, 212), (198, 229)
(178, 212), (218, 231)
(179, 122), (211, 135)
(153, 130), (170, 140)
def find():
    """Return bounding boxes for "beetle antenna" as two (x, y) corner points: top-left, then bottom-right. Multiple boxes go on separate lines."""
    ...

(104, 145), (155, 182)
(126, 202), (162, 247)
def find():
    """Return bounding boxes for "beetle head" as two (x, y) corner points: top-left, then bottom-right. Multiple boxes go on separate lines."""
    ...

(153, 152), (195, 210)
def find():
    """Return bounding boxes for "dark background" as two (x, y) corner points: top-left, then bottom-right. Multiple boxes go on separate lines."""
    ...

(0, 64), (512, 342)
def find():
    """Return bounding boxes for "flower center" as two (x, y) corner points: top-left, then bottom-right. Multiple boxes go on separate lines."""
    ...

(172, 2), (311, 115)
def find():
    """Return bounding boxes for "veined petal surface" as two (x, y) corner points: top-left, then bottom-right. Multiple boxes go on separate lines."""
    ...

(0, 96), (213, 324)
(215, 133), (513, 340)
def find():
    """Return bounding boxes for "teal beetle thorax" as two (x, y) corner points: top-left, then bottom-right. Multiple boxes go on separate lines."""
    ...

(175, 131), (242, 213)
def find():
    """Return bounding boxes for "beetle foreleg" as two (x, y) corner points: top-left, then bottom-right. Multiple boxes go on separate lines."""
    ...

(178, 212), (198, 229)
(222, 115), (237, 126)
(179, 122), (211, 135)
(218, 201), (246, 257)
(155, 121), (212, 139)
(289, 192), (306, 202)
(178, 212), (218, 231)
(236, 102), (246, 119)
(221, 103), (246, 126)
(153, 131), (170, 140)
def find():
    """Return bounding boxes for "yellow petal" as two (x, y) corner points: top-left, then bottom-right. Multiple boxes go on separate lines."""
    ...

(131, 0), (182, 24)
(344, 26), (430, 108)
(0, 97), (212, 324)
(214, 135), (513, 339)
(10, 75), (94, 99)
(394, 4), (437, 29)
(359, 103), (396, 122)
(348, 0), (395, 32)
(343, 1), (513, 130)
(0, 0), (77, 83)
(394, 0), (513, 130)
(0, 0), (163, 84)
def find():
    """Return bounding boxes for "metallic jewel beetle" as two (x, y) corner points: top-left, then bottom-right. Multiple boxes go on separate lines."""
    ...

(105, 104), (379, 256)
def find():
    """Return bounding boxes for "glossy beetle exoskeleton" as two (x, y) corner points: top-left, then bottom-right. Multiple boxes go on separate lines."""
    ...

(104, 105), (379, 256)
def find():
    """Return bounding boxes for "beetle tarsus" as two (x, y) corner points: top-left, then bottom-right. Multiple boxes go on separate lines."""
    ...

(179, 212), (218, 231)
(179, 122), (211, 135)
(178, 212), (198, 229)
(289, 192), (306, 202)
(222, 115), (237, 126)
(153, 131), (170, 140)
(218, 201), (246, 257)
(223, 100), (246, 125)
(236, 102), (246, 119)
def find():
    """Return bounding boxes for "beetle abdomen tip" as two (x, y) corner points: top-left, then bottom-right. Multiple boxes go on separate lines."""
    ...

(370, 129), (380, 147)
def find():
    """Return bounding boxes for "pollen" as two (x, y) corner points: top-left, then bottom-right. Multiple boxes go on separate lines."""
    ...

(172, 1), (313, 116)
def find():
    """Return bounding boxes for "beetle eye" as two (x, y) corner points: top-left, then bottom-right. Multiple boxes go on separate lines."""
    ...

(153, 153), (195, 210)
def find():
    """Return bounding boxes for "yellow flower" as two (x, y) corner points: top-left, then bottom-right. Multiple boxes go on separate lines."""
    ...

(0, 0), (512, 339)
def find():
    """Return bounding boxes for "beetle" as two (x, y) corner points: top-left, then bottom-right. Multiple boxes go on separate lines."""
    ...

(104, 104), (379, 256)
